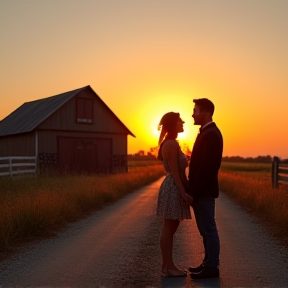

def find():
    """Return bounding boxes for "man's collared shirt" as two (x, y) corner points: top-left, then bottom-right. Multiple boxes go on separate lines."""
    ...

(200, 121), (214, 132)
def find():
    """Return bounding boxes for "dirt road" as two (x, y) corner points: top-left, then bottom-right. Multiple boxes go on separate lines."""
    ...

(0, 177), (288, 288)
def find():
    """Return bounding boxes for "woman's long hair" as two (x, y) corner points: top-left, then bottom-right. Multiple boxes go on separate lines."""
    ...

(157, 112), (180, 160)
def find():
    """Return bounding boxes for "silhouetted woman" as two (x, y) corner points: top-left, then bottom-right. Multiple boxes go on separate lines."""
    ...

(156, 112), (193, 277)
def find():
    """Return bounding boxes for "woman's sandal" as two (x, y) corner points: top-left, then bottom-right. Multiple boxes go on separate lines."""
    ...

(161, 269), (187, 277)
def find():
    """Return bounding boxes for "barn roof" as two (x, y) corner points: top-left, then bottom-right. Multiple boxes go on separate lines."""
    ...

(0, 85), (135, 137)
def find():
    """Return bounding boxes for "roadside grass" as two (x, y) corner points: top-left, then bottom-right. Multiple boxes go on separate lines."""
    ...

(2, 160), (287, 256)
(219, 162), (288, 248)
(128, 159), (161, 167)
(0, 164), (165, 253)
(220, 162), (271, 173)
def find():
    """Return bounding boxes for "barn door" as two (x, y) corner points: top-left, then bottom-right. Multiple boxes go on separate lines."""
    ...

(58, 137), (112, 174)
(74, 141), (97, 173)
(95, 139), (112, 173)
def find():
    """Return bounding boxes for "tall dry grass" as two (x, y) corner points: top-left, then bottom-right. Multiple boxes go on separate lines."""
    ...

(219, 162), (288, 247)
(0, 164), (165, 252)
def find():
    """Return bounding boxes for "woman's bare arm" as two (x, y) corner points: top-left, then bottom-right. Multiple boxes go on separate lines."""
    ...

(162, 140), (193, 204)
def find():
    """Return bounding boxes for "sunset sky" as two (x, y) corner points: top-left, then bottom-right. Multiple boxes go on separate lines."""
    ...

(1, 0), (287, 158)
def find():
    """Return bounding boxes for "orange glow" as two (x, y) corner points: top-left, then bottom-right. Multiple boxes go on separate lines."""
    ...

(1, 1), (287, 159)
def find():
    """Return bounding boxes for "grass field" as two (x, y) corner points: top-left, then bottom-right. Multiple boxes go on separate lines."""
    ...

(220, 162), (272, 172)
(219, 162), (288, 249)
(128, 159), (161, 168)
(1, 160), (287, 257)
(0, 163), (165, 253)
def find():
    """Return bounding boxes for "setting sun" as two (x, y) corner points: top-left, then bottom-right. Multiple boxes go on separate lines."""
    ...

(128, 90), (200, 152)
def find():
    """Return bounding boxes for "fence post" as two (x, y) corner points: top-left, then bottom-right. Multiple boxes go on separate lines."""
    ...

(272, 156), (279, 188)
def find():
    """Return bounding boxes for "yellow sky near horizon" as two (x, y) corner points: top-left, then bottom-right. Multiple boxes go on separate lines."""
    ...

(1, 0), (287, 158)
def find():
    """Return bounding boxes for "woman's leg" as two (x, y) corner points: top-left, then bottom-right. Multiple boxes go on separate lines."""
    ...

(160, 218), (181, 271)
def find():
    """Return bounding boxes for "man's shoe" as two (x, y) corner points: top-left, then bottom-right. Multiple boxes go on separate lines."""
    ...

(188, 264), (204, 273)
(190, 266), (219, 279)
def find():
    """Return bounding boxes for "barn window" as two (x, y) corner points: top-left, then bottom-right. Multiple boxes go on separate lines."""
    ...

(76, 98), (93, 123)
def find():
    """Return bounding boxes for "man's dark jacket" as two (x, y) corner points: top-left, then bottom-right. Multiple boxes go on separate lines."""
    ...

(187, 122), (223, 199)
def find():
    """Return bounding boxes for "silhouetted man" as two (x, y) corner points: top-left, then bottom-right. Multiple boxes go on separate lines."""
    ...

(187, 98), (223, 279)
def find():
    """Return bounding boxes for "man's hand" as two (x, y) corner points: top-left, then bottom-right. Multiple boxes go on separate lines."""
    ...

(183, 193), (193, 205)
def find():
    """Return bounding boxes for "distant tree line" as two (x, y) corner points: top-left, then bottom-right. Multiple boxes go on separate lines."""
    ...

(128, 154), (157, 161)
(221, 155), (288, 163)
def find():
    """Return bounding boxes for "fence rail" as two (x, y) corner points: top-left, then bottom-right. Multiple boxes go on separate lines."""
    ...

(0, 156), (37, 177)
(272, 156), (288, 188)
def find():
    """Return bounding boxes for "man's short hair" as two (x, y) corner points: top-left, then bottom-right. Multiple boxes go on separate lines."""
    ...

(193, 98), (215, 115)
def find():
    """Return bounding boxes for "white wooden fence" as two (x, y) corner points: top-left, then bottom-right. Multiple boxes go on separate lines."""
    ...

(0, 156), (37, 177)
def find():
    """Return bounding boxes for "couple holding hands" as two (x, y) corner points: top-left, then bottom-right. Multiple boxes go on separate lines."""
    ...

(156, 98), (223, 280)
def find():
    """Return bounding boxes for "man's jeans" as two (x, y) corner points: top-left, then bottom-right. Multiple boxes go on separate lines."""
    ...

(193, 197), (220, 268)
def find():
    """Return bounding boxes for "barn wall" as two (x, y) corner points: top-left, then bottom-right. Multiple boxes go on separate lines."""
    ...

(38, 89), (129, 135)
(0, 133), (35, 156)
(0, 131), (128, 173)
(37, 130), (128, 173)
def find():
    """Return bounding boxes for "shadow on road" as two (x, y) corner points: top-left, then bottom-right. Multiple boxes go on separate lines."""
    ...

(161, 275), (221, 288)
